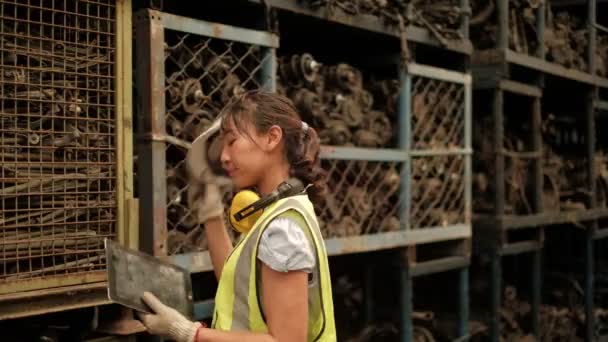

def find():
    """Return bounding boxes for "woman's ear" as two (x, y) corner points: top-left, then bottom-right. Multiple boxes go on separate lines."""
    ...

(265, 125), (283, 151)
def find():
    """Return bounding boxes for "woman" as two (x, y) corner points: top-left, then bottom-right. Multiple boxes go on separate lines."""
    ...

(138, 91), (337, 342)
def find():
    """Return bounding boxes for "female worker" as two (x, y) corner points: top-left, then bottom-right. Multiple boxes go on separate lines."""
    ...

(138, 90), (337, 342)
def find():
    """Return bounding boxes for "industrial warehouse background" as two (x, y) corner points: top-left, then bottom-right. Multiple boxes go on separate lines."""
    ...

(0, 0), (608, 341)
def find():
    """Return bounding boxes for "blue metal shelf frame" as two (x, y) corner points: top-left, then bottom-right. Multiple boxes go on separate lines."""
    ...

(136, 10), (473, 341)
(398, 63), (472, 342)
(135, 8), (278, 257)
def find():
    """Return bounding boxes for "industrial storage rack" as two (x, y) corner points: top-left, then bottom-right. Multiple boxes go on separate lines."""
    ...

(0, 0), (134, 320)
(134, 1), (473, 340)
(471, 1), (608, 341)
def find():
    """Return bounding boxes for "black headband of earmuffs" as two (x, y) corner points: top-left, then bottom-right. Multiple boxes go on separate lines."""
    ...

(233, 178), (306, 222)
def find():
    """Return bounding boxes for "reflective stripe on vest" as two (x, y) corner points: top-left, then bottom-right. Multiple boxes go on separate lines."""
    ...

(211, 195), (337, 341)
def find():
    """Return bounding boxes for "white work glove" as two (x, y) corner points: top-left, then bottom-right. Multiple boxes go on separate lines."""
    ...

(138, 292), (202, 342)
(186, 117), (233, 224)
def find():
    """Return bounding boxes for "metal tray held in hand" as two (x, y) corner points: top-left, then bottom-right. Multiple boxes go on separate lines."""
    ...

(105, 239), (194, 318)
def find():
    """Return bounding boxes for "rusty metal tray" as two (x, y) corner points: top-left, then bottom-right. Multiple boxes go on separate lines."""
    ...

(105, 239), (194, 318)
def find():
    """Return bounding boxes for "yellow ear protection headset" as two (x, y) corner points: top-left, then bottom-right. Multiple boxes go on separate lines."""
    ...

(229, 179), (306, 233)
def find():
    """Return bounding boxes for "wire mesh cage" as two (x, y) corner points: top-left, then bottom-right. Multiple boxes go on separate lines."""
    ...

(318, 158), (403, 238)
(164, 32), (273, 254)
(0, 0), (118, 293)
(135, 11), (277, 256)
(409, 70), (470, 230)
(411, 155), (465, 228)
(411, 76), (465, 150)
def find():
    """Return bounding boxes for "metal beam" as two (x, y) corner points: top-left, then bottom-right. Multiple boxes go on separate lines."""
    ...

(408, 63), (472, 85)
(320, 146), (408, 161)
(249, 0), (473, 55)
(499, 80), (542, 98)
(156, 10), (279, 48)
(499, 241), (541, 256)
(168, 227), (471, 273)
(410, 256), (469, 277)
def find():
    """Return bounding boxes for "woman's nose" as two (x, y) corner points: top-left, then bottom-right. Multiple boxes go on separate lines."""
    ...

(220, 145), (230, 167)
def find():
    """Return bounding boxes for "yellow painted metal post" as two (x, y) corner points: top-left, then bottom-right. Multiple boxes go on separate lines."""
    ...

(115, 0), (136, 248)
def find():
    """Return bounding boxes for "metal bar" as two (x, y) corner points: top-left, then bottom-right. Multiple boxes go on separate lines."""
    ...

(0, 271), (107, 295)
(531, 249), (541, 337)
(536, 0), (545, 58)
(116, 0), (134, 246)
(594, 227), (608, 240)
(410, 256), (469, 277)
(402, 265), (414, 342)
(407, 63), (472, 85)
(499, 80), (542, 98)
(157, 10), (279, 48)
(588, 0), (597, 75)
(502, 209), (608, 228)
(587, 88), (597, 209)
(533, 97), (543, 213)
(409, 148), (473, 157)
(494, 89), (505, 216)
(135, 9), (168, 256)
(259, 47), (277, 92)
(595, 23), (608, 34)
(597, 100), (608, 111)
(465, 79), (473, 224)
(193, 299), (215, 320)
(320, 146), (408, 161)
(0, 282), (109, 320)
(168, 226), (472, 272)
(490, 254), (502, 342)
(460, 0), (470, 39)
(585, 229), (594, 342)
(116, 0), (125, 246)
(497, 0), (509, 49)
(326, 226), (471, 255)
(458, 268), (470, 338)
(365, 265), (374, 323)
(505, 50), (606, 86)
(499, 241), (541, 256)
(398, 70), (412, 230)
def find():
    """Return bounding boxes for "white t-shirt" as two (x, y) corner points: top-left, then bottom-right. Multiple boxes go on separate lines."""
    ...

(257, 216), (316, 274)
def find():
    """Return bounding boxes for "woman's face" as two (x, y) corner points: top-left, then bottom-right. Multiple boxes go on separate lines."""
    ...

(220, 118), (272, 190)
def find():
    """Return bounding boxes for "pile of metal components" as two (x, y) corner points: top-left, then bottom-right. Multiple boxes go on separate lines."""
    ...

(162, 34), (262, 254)
(410, 74), (466, 228)
(278, 53), (396, 148)
(278, 53), (401, 237)
(597, 34), (608, 77)
(596, 151), (608, 207)
(0, 16), (115, 278)
(470, 0), (591, 72)
(475, 281), (608, 342)
(473, 110), (592, 215)
(302, 0), (465, 41)
(473, 115), (534, 215)
(544, 8), (588, 72)
(470, 0), (541, 54)
(541, 114), (589, 212)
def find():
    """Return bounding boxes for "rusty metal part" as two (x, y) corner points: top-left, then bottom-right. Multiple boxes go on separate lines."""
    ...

(545, 9), (588, 71)
(597, 35), (608, 77)
(303, 0), (465, 42)
(413, 325), (436, 342)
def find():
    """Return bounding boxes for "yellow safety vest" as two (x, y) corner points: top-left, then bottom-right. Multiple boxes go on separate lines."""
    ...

(211, 194), (337, 341)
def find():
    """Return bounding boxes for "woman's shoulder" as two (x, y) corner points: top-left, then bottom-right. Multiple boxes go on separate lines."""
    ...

(257, 215), (316, 273)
